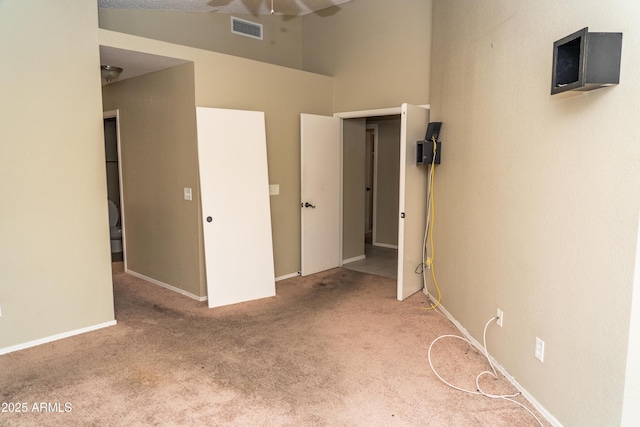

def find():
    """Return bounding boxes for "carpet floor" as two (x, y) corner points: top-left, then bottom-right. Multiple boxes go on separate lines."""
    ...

(0, 268), (550, 426)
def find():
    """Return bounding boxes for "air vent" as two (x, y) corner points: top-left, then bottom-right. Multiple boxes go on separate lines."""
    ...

(231, 17), (263, 40)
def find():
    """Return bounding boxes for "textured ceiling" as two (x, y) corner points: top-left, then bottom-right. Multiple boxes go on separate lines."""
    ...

(97, 0), (351, 15)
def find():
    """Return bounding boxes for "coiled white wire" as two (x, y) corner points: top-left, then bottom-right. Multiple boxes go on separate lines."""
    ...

(427, 317), (545, 426)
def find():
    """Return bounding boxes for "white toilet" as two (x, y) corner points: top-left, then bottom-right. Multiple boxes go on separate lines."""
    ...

(108, 200), (123, 253)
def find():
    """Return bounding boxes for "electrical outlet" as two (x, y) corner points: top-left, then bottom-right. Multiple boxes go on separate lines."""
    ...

(496, 309), (503, 327)
(535, 337), (545, 362)
(425, 257), (432, 270)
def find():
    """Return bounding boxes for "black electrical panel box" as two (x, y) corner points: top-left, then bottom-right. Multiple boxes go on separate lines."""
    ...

(425, 121), (442, 141)
(418, 121), (442, 165)
(417, 139), (441, 165)
(551, 27), (622, 95)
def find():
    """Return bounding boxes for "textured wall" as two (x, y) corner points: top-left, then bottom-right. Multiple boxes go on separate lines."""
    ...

(99, 30), (334, 279)
(0, 0), (115, 351)
(430, 1), (640, 425)
(302, 0), (432, 112)
(371, 118), (400, 247)
(342, 118), (366, 261)
(99, 9), (303, 69)
(102, 64), (202, 298)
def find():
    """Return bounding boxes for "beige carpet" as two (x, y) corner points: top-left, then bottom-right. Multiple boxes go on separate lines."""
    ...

(0, 268), (549, 426)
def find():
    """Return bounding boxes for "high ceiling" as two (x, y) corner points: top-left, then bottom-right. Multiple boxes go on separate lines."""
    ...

(97, 0), (351, 15)
(98, 0), (351, 84)
(100, 46), (191, 85)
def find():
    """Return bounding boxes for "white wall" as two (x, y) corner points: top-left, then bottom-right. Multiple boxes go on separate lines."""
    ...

(430, 1), (640, 425)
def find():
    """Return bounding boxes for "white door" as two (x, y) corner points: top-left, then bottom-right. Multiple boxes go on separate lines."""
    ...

(397, 104), (430, 301)
(196, 107), (276, 308)
(300, 114), (341, 276)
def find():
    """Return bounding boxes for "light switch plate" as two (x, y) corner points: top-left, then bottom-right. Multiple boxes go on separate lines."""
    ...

(184, 187), (192, 201)
(269, 184), (280, 196)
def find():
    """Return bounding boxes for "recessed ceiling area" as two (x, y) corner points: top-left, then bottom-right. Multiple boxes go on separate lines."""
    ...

(99, 46), (191, 85)
(97, 0), (351, 15)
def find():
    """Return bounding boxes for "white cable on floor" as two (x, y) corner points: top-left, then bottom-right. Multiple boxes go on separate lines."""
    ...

(428, 317), (545, 427)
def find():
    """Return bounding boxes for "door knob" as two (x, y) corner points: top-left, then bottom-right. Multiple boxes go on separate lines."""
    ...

(206, 216), (213, 222)
(303, 202), (316, 208)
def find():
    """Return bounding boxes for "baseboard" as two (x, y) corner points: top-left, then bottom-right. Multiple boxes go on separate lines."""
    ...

(126, 269), (208, 302)
(343, 254), (366, 264)
(126, 269), (301, 298)
(276, 272), (300, 281)
(423, 289), (562, 427)
(372, 242), (398, 249)
(0, 320), (117, 356)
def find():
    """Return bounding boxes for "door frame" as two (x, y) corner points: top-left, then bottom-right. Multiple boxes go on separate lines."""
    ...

(103, 109), (126, 271)
(334, 105), (430, 291)
(334, 104), (430, 251)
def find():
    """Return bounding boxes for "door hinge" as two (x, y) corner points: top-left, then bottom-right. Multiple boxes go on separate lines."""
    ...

(400, 212), (405, 219)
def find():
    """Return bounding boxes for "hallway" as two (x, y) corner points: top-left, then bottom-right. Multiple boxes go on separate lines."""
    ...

(342, 244), (397, 279)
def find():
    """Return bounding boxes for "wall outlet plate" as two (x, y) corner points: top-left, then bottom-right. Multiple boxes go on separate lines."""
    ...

(496, 309), (503, 327)
(535, 337), (545, 362)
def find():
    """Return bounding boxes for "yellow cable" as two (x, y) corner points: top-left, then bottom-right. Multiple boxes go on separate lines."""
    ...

(426, 137), (442, 310)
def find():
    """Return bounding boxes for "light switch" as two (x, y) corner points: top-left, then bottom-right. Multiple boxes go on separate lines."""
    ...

(184, 187), (192, 201)
(269, 184), (280, 196)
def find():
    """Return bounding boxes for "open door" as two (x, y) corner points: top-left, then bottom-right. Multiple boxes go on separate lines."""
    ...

(300, 113), (341, 276)
(397, 104), (429, 301)
(300, 106), (428, 302)
(196, 107), (276, 308)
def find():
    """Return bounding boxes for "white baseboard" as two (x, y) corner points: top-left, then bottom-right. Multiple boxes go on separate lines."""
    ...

(126, 269), (302, 298)
(126, 269), (208, 302)
(276, 272), (300, 281)
(343, 254), (366, 264)
(0, 320), (117, 355)
(372, 242), (398, 249)
(423, 289), (562, 427)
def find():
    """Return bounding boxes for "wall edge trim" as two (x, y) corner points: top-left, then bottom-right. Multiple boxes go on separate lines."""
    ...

(126, 270), (208, 302)
(0, 320), (117, 356)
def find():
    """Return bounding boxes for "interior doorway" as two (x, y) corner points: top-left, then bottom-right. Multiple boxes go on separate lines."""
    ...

(301, 104), (429, 300)
(103, 111), (125, 275)
(343, 116), (401, 280)
(364, 126), (375, 243)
